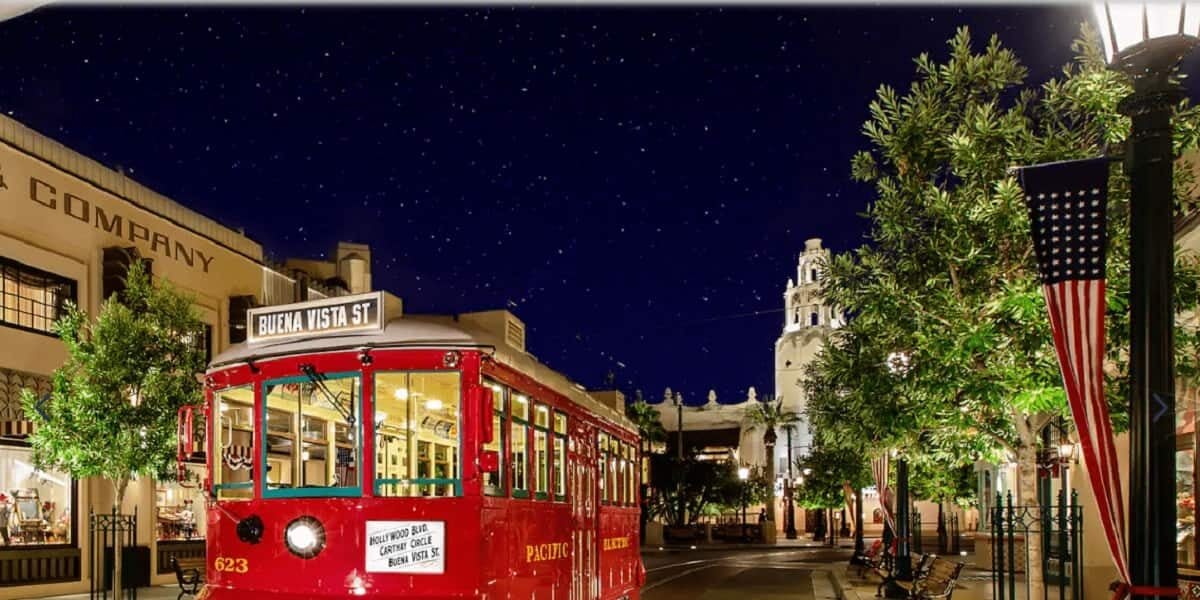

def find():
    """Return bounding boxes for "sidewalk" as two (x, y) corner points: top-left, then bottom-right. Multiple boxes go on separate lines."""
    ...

(648, 538), (859, 551)
(38, 586), (180, 600)
(841, 560), (995, 600)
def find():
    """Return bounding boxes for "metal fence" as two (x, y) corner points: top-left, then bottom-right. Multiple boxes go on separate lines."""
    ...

(89, 508), (139, 600)
(991, 491), (1083, 600)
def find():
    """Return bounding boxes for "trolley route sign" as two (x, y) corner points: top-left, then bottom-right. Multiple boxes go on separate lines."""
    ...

(365, 520), (445, 574)
(247, 291), (384, 344)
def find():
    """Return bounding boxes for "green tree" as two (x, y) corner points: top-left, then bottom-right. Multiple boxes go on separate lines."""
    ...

(793, 445), (872, 511)
(21, 261), (207, 509)
(626, 397), (666, 535)
(625, 397), (667, 453)
(805, 26), (1200, 594)
(648, 455), (765, 526)
(744, 395), (801, 524)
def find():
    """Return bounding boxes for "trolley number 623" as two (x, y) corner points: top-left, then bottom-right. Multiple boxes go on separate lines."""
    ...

(213, 557), (249, 573)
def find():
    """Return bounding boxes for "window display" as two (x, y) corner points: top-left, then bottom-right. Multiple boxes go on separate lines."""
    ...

(1178, 390), (1197, 567)
(156, 463), (205, 541)
(0, 445), (72, 546)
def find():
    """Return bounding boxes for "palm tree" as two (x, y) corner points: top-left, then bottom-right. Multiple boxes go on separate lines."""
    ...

(625, 395), (667, 450)
(744, 394), (801, 525)
(626, 395), (667, 534)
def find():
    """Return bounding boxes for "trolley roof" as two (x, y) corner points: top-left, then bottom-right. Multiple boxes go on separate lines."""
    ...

(209, 314), (635, 431)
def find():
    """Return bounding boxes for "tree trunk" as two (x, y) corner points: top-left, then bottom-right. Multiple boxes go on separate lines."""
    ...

(764, 440), (777, 524)
(1016, 440), (1045, 599)
(112, 478), (128, 598)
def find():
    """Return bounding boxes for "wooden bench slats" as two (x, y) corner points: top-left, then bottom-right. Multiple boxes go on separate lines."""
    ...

(860, 550), (963, 600)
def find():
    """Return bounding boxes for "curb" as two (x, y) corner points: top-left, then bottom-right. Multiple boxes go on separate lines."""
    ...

(829, 567), (864, 600)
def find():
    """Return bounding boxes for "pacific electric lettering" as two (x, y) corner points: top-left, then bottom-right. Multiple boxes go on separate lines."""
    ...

(27, 177), (215, 272)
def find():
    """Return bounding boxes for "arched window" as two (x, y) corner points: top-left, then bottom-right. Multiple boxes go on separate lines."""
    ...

(810, 312), (819, 326)
(810, 268), (818, 282)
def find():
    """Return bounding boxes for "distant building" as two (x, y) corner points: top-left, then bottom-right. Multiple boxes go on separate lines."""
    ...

(773, 237), (840, 468)
(284, 241), (373, 297)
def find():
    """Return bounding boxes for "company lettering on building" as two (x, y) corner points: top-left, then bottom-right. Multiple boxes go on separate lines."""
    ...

(26, 177), (215, 272)
(0, 144), (223, 275)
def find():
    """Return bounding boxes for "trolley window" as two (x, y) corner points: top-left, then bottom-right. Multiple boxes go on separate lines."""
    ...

(533, 404), (550, 500)
(625, 442), (636, 506)
(553, 412), (567, 501)
(598, 432), (609, 505)
(511, 393), (530, 499)
(214, 385), (255, 500)
(262, 373), (362, 498)
(374, 371), (462, 497)
(483, 379), (506, 497)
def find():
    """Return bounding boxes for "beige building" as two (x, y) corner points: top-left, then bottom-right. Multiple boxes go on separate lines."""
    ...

(0, 113), (384, 598)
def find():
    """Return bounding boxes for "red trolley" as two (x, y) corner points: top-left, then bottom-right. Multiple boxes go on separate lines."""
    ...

(188, 293), (644, 599)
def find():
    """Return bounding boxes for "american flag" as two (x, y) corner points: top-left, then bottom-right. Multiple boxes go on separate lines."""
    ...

(1020, 157), (1129, 586)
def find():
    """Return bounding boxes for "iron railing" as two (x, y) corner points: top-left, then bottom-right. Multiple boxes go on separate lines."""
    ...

(990, 490), (1083, 600)
(89, 507), (138, 600)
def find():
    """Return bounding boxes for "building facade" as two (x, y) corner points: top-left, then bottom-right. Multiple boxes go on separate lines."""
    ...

(773, 237), (840, 468)
(0, 113), (381, 598)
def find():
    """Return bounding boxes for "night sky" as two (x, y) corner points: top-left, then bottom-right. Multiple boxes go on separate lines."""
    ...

(0, 4), (1130, 406)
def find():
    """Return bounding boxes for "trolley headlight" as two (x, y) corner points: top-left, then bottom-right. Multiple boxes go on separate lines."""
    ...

(284, 516), (326, 559)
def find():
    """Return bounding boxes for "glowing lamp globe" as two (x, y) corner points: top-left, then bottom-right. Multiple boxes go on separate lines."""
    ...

(1094, 2), (1200, 74)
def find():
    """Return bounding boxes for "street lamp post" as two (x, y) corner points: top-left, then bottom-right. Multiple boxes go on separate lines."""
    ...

(738, 466), (750, 540)
(1094, 5), (1199, 598)
(851, 485), (866, 563)
(785, 427), (798, 539)
(884, 453), (913, 598)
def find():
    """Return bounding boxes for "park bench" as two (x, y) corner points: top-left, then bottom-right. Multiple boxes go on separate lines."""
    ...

(893, 554), (966, 600)
(854, 539), (887, 575)
(170, 556), (205, 600)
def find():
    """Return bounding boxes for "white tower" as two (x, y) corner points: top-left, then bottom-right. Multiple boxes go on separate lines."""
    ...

(773, 238), (839, 469)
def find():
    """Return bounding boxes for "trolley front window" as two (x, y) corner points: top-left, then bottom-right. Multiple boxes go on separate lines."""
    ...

(262, 373), (362, 498)
(214, 385), (255, 500)
(374, 371), (462, 497)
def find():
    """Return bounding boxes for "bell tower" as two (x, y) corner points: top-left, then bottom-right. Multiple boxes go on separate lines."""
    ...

(774, 238), (838, 465)
(784, 238), (839, 332)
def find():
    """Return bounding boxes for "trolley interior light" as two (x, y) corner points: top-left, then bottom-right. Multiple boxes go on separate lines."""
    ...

(285, 516), (327, 559)
(425, 398), (444, 411)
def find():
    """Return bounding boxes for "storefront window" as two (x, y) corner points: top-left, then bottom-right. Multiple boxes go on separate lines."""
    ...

(374, 371), (461, 497)
(214, 385), (254, 500)
(1178, 389), (1197, 567)
(263, 374), (361, 497)
(0, 445), (72, 546)
(157, 463), (205, 541)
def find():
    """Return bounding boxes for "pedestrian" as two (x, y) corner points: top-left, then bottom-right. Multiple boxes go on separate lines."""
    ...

(758, 508), (767, 524)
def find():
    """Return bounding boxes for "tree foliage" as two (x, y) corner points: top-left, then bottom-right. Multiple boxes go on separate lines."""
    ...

(793, 445), (872, 510)
(743, 395), (800, 523)
(21, 262), (207, 506)
(625, 399), (667, 447)
(648, 455), (767, 525)
(807, 25), (1200, 483)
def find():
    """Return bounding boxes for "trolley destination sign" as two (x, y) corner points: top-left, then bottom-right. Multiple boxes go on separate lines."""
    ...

(365, 521), (446, 574)
(247, 291), (384, 344)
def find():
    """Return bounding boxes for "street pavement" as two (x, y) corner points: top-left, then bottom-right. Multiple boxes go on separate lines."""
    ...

(642, 546), (852, 600)
(32, 546), (854, 600)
